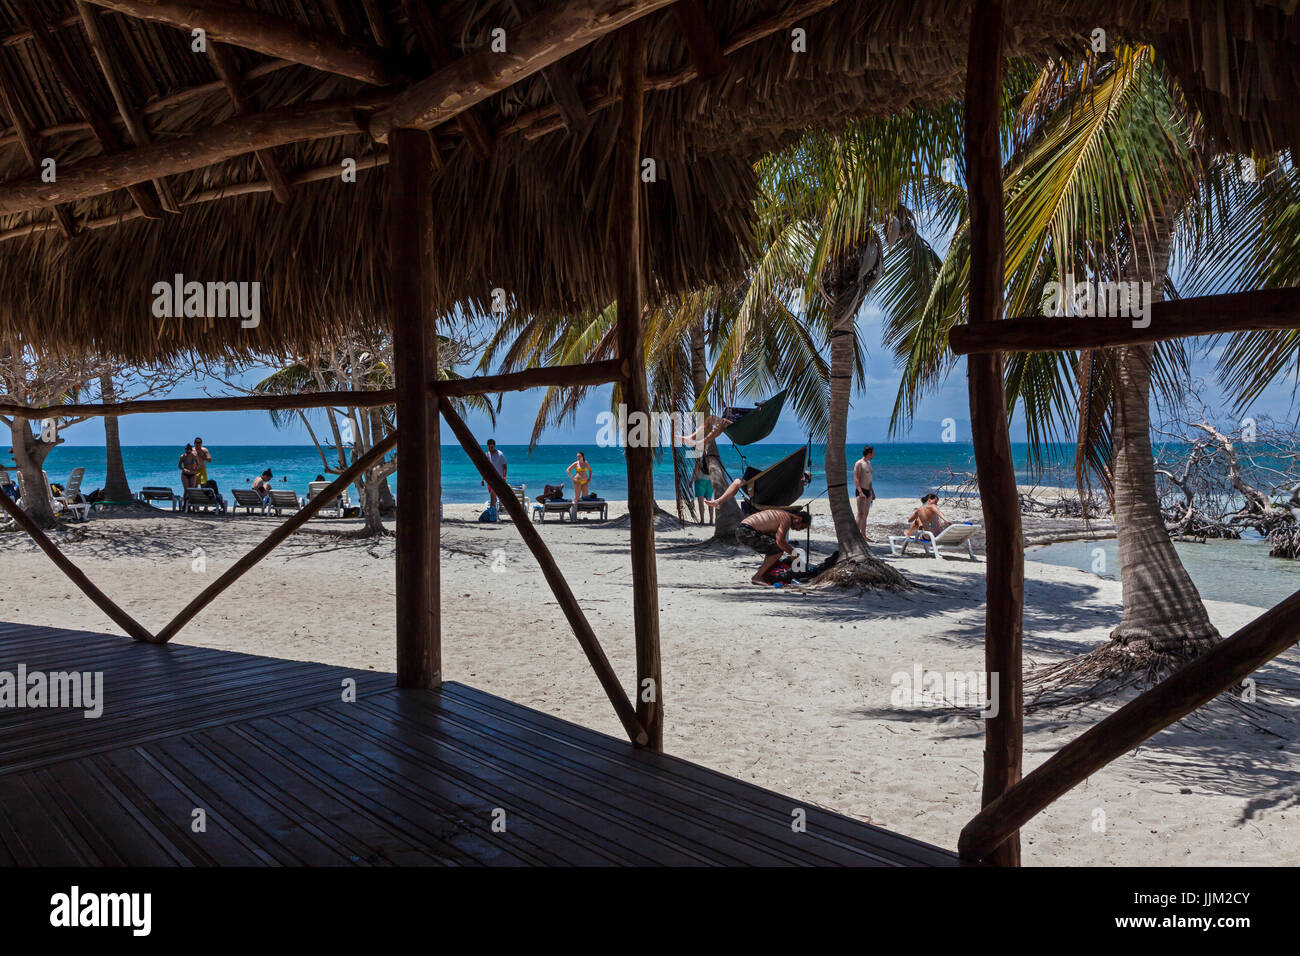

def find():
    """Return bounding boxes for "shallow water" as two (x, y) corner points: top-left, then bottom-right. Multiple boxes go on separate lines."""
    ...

(1027, 535), (1300, 609)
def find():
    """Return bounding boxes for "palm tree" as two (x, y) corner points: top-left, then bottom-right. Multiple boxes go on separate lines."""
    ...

(739, 113), (971, 588)
(883, 47), (1224, 676)
(99, 373), (132, 503)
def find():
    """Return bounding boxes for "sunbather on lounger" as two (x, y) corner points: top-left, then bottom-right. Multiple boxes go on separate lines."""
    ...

(906, 493), (951, 538)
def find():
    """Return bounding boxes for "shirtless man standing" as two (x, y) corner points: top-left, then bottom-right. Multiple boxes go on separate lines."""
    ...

(736, 508), (810, 585)
(853, 446), (875, 536)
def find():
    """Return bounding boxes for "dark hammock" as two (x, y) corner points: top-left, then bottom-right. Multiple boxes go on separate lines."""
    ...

(740, 446), (808, 508)
(722, 389), (787, 445)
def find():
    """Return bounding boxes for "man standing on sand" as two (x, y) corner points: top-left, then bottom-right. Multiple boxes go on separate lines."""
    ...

(193, 436), (212, 486)
(482, 438), (507, 510)
(736, 508), (809, 586)
(854, 446), (876, 536)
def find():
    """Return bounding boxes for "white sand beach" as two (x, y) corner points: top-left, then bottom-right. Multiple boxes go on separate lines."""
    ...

(1, 494), (1295, 866)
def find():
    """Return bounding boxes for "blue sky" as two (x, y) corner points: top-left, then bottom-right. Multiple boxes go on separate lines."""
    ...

(58, 299), (1300, 448)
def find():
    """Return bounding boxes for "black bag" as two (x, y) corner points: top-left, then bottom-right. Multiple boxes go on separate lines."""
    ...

(535, 484), (564, 503)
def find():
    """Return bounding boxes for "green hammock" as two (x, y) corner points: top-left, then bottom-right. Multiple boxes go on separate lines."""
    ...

(722, 389), (787, 445)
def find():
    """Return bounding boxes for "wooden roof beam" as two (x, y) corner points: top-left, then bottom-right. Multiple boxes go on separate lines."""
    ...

(510, 0), (592, 135)
(75, 2), (180, 213)
(671, 0), (726, 78)
(948, 289), (1300, 354)
(378, 0), (680, 134)
(16, 0), (163, 221)
(79, 0), (392, 85)
(207, 41), (293, 203)
(402, 0), (494, 159)
(0, 55), (77, 238)
(359, 0), (393, 49)
(0, 97), (380, 216)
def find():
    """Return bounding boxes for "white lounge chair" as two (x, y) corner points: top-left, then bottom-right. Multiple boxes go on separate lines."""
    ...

(231, 488), (268, 515)
(14, 470), (90, 521)
(888, 522), (981, 560)
(53, 468), (88, 520)
(267, 489), (302, 515)
(307, 480), (350, 517)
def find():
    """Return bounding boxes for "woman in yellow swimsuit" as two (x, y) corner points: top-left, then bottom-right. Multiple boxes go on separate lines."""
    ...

(567, 452), (593, 499)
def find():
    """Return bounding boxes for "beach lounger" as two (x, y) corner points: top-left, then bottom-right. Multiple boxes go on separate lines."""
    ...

(267, 489), (302, 516)
(183, 486), (226, 515)
(55, 468), (87, 516)
(532, 497), (608, 522)
(306, 480), (350, 518)
(231, 488), (268, 515)
(888, 523), (981, 560)
(15, 470), (90, 521)
(137, 486), (179, 511)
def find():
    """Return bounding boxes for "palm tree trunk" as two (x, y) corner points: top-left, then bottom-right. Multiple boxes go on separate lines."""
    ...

(1109, 207), (1218, 655)
(100, 373), (132, 501)
(690, 313), (744, 541)
(819, 235), (909, 588)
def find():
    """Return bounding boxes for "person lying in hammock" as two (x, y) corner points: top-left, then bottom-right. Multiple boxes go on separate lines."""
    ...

(681, 400), (765, 448)
(706, 469), (811, 512)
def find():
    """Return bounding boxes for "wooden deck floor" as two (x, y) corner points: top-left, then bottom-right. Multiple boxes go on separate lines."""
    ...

(0, 622), (957, 866)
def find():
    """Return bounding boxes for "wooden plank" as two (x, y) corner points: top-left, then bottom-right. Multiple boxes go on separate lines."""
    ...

(0, 623), (957, 865)
(510, 0), (593, 134)
(80, 0), (391, 85)
(433, 358), (625, 397)
(961, 0), (1022, 866)
(390, 128), (442, 691)
(614, 24), (663, 752)
(0, 387), (396, 419)
(379, 0), (678, 133)
(960, 586), (1300, 861)
(948, 288), (1300, 354)
(439, 401), (648, 747)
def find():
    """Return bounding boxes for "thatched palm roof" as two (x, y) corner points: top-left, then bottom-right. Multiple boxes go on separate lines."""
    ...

(0, 0), (1295, 362)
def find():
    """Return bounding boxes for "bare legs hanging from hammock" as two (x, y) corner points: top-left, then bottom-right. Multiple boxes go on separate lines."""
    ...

(706, 468), (812, 511)
(680, 405), (757, 447)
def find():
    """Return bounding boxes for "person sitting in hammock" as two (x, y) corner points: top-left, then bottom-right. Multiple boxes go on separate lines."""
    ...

(706, 469), (811, 511)
(681, 399), (766, 448)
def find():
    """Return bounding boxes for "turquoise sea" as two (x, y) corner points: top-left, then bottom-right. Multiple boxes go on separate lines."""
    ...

(23, 441), (1063, 504)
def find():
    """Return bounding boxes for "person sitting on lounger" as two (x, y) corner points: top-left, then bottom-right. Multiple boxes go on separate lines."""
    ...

(906, 493), (951, 538)
(737, 508), (809, 586)
(252, 469), (274, 503)
(681, 400), (765, 448)
(706, 470), (811, 512)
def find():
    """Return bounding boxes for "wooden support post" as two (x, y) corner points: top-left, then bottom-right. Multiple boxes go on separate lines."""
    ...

(0, 487), (155, 642)
(391, 127), (441, 690)
(440, 401), (649, 746)
(614, 24), (663, 751)
(153, 435), (398, 644)
(962, 0), (1023, 866)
